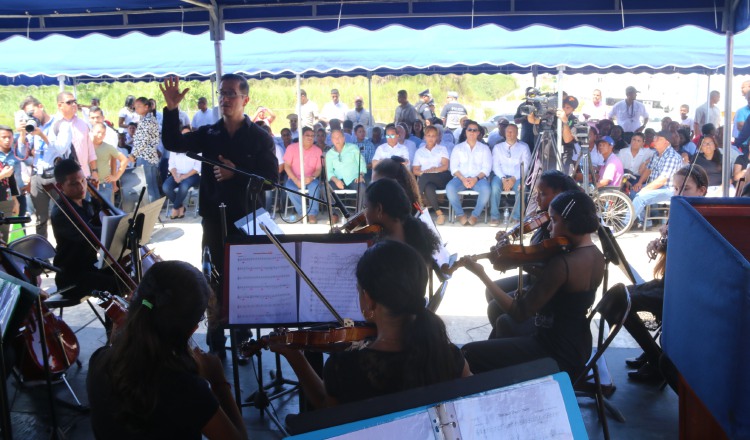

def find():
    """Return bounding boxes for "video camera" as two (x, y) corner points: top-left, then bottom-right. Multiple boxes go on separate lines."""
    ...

(22, 111), (41, 133)
(518, 88), (559, 118)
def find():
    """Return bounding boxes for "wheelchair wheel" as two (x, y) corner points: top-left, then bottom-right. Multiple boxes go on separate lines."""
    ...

(596, 190), (635, 236)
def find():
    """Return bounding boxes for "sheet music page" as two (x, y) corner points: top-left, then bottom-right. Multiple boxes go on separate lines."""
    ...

(226, 243), (297, 325)
(298, 241), (367, 323)
(328, 411), (435, 440)
(0, 280), (20, 338)
(99, 213), (127, 267)
(451, 377), (574, 439)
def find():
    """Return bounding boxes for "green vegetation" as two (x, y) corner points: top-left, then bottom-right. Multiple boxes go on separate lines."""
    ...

(0, 74), (516, 133)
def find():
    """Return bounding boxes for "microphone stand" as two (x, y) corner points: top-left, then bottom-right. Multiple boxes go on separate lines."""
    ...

(116, 187), (147, 283)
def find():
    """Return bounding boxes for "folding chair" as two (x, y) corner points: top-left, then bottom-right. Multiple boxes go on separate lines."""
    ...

(573, 283), (631, 440)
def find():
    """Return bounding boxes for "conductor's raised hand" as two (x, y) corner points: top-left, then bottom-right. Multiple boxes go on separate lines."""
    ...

(159, 76), (190, 111)
(213, 155), (236, 182)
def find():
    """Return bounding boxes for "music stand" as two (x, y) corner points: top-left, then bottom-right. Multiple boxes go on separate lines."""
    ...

(107, 196), (165, 273)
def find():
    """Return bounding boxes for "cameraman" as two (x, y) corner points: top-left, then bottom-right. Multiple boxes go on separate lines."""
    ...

(526, 94), (580, 175)
(514, 87), (538, 148)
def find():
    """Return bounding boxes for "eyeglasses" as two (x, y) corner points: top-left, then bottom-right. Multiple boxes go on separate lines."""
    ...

(385, 134), (397, 139)
(466, 128), (479, 132)
(60, 100), (77, 106)
(216, 91), (247, 100)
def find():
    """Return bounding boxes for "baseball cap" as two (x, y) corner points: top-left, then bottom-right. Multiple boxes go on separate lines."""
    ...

(596, 136), (614, 145)
(654, 130), (671, 140)
(287, 113), (298, 120)
(497, 117), (510, 125)
(418, 89), (431, 97)
(564, 96), (579, 110)
(354, 96), (364, 102)
(447, 91), (459, 98)
(331, 88), (339, 95)
(626, 86), (639, 94)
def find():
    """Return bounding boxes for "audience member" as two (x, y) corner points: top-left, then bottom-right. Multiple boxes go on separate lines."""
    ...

(446, 120), (491, 226)
(192, 97), (218, 129)
(345, 96), (373, 128)
(320, 88), (348, 125)
(394, 90), (418, 128)
(162, 151), (201, 219)
(693, 90), (721, 136)
(412, 125), (451, 225)
(489, 124), (530, 225)
(299, 89), (319, 129)
(608, 86), (649, 141)
(325, 129), (365, 222)
(595, 136), (624, 188)
(284, 127), (323, 223)
(372, 125), (410, 168)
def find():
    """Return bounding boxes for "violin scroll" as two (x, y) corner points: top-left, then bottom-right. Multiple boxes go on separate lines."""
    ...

(240, 325), (377, 357)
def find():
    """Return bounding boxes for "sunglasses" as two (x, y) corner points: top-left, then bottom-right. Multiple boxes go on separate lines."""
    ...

(385, 134), (397, 139)
(466, 128), (479, 132)
(61, 100), (77, 106)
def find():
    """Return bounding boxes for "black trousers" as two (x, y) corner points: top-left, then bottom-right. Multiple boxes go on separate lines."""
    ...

(486, 275), (535, 339)
(621, 279), (664, 368)
(417, 171), (452, 212)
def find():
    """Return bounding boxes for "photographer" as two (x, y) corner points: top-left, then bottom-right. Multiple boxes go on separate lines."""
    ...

(514, 87), (538, 148)
(524, 92), (580, 175)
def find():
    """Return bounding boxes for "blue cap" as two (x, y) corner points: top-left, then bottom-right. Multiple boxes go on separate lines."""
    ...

(597, 136), (614, 145)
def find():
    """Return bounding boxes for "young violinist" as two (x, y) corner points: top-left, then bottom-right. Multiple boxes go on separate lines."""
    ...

(87, 261), (247, 440)
(363, 178), (440, 264)
(459, 190), (605, 378)
(272, 240), (470, 408)
(486, 170), (580, 338)
(372, 156), (423, 214)
(621, 164), (708, 384)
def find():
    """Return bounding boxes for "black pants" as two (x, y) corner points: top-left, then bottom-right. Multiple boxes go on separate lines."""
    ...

(486, 275), (536, 339)
(418, 171), (452, 212)
(462, 335), (550, 374)
(621, 279), (664, 368)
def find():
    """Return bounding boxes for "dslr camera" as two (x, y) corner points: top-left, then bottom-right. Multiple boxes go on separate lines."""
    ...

(22, 111), (41, 133)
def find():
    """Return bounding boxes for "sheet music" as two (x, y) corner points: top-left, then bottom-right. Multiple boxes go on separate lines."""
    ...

(0, 279), (20, 338)
(226, 243), (297, 325)
(328, 411), (435, 440)
(418, 207), (451, 268)
(233, 208), (285, 236)
(298, 241), (366, 323)
(451, 377), (574, 439)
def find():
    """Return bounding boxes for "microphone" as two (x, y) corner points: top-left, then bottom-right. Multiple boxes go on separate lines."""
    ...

(0, 216), (31, 225)
(186, 151), (272, 186)
(330, 190), (351, 219)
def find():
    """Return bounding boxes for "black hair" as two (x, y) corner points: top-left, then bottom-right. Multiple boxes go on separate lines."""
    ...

(373, 157), (422, 208)
(549, 190), (599, 235)
(429, 117), (443, 126)
(0, 124), (12, 133)
(675, 164), (709, 192)
(302, 126), (313, 135)
(20, 95), (41, 110)
(630, 132), (645, 141)
(280, 128), (291, 135)
(106, 261), (211, 432)
(220, 73), (249, 94)
(343, 119), (353, 129)
(701, 123), (716, 136)
(89, 105), (104, 116)
(384, 123), (397, 134)
(365, 179), (439, 263)
(538, 170), (580, 193)
(356, 240), (460, 388)
(458, 119), (481, 144)
(698, 135), (722, 166)
(53, 159), (81, 184)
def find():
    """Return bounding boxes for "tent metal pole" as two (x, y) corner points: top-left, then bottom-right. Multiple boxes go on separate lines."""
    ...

(367, 72), (373, 126)
(297, 73), (307, 223)
(556, 66), (564, 171)
(57, 75), (65, 92)
(207, 1), (224, 116)
(723, 30), (734, 197)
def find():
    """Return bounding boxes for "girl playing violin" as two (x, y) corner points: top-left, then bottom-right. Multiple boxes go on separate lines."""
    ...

(459, 190), (605, 378)
(273, 240), (470, 408)
(87, 261), (247, 440)
(372, 156), (423, 215)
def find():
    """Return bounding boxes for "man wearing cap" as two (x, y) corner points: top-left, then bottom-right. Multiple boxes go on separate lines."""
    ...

(694, 90), (721, 137)
(595, 136), (624, 188)
(394, 90), (418, 128)
(299, 89), (319, 129)
(608, 86), (649, 142)
(345, 96), (373, 128)
(487, 117), (510, 148)
(441, 91), (468, 130)
(514, 87), (538, 148)
(286, 113), (299, 142)
(191, 97), (218, 130)
(630, 130), (682, 227)
(415, 89), (434, 122)
(320, 88), (348, 125)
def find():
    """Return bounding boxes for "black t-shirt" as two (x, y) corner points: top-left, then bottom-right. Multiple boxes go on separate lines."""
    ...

(51, 197), (102, 276)
(87, 347), (219, 440)
(734, 154), (749, 184)
(695, 154), (723, 186)
(324, 343), (465, 404)
(514, 102), (536, 147)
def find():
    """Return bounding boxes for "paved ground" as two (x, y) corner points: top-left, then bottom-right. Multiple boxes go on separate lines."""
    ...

(4, 210), (679, 439)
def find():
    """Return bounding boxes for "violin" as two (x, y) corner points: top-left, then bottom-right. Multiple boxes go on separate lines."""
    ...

(494, 211), (550, 245)
(240, 325), (377, 357)
(336, 210), (382, 234)
(442, 237), (571, 275)
(93, 290), (129, 329)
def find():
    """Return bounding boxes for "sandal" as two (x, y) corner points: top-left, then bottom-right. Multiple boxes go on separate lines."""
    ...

(435, 210), (445, 225)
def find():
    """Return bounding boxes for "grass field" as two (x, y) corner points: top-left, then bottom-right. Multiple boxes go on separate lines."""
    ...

(0, 74), (517, 133)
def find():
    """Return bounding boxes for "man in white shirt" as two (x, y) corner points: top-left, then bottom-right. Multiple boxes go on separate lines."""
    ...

(345, 96), (373, 128)
(677, 104), (693, 132)
(694, 90), (721, 136)
(191, 97), (219, 130)
(489, 124), (530, 225)
(608, 86), (649, 140)
(582, 89), (609, 121)
(299, 90), (319, 129)
(446, 120), (492, 226)
(371, 124), (410, 168)
(320, 88), (348, 125)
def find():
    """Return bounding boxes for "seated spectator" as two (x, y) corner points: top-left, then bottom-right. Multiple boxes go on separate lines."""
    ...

(341, 119), (357, 144)
(610, 125), (628, 152)
(446, 120), (492, 226)
(354, 125), (376, 182)
(315, 127), (330, 151)
(370, 126), (383, 146)
(694, 134), (724, 196)
(617, 132), (654, 189)
(676, 128), (697, 163)
(486, 118), (510, 149)
(397, 123), (417, 164)
(326, 129), (366, 223)
(630, 130), (683, 228)
(372, 124), (410, 168)
(489, 124), (530, 225)
(412, 125), (451, 225)
(412, 120), (424, 141)
(733, 149), (750, 187)
(643, 128), (656, 148)
(284, 127), (323, 223)
(595, 136), (624, 188)
(162, 151), (201, 219)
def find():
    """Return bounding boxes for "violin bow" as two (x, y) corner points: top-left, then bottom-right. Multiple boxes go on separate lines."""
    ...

(259, 223), (348, 327)
(517, 161), (526, 294)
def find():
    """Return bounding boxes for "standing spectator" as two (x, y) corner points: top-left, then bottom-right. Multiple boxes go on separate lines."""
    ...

(630, 130), (683, 228)
(412, 125), (451, 225)
(446, 120), (492, 226)
(284, 127), (323, 223)
(128, 97), (161, 203)
(354, 124), (376, 182)
(162, 151), (201, 219)
(52, 92), (99, 180)
(441, 91), (468, 130)
(299, 89), (319, 129)
(77, 97), (100, 120)
(191, 97), (218, 130)
(326, 129), (365, 222)
(0, 125), (20, 239)
(608, 86), (649, 141)
(694, 135), (724, 196)
(345, 96), (373, 128)
(394, 90), (418, 128)
(286, 113), (299, 142)
(595, 136), (624, 188)
(88, 106), (120, 147)
(415, 89), (434, 122)
(514, 87), (537, 149)
(91, 123), (128, 204)
(677, 104), (693, 132)
(489, 124), (530, 225)
(693, 90), (721, 136)
(320, 88), (348, 125)
(617, 132), (654, 185)
(372, 124), (410, 168)
(251, 106), (276, 127)
(486, 118), (510, 149)
(582, 89), (609, 121)
(733, 90), (750, 151)
(118, 95), (139, 130)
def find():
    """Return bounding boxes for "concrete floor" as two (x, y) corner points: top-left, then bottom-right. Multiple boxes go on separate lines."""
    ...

(3, 208), (680, 439)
